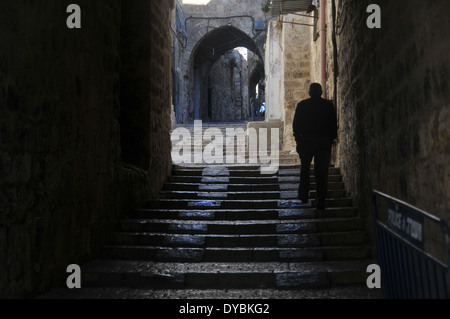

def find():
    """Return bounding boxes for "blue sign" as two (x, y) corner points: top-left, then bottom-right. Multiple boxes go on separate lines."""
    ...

(387, 201), (425, 249)
(255, 21), (268, 31)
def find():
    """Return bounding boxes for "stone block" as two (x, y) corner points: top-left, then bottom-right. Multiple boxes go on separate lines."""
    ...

(247, 120), (284, 151)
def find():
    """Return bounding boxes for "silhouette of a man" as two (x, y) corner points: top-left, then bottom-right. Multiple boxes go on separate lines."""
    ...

(293, 83), (337, 210)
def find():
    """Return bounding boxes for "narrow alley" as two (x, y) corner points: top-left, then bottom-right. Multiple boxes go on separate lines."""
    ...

(0, 0), (449, 304)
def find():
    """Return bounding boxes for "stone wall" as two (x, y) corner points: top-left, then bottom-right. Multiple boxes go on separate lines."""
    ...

(264, 14), (313, 151)
(204, 50), (246, 122)
(335, 0), (450, 247)
(268, 0), (449, 258)
(149, 0), (174, 185)
(171, 0), (187, 123)
(265, 21), (284, 123)
(0, 0), (174, 297)
(309, 0), (338, 164)
(282, 15), (313, 151)
(310, 1), (335, 102)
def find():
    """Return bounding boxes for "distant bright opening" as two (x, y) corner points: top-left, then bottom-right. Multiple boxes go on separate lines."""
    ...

(236, 47), (248, 61)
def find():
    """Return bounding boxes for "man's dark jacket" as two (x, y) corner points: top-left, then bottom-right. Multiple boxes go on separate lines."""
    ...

(293, 97), (337, 144)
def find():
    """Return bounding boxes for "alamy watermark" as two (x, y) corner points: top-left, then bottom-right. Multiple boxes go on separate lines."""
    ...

(367, 264), (381, 289)
(66, 4), (81, 29)
(367, 4), (381, 29)
(171, 120), (280, 174)
(66, 264), (81, 289)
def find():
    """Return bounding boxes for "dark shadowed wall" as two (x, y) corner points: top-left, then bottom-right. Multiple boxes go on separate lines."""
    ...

(0, 0), (174, 297)
(335, 0), (450, 251)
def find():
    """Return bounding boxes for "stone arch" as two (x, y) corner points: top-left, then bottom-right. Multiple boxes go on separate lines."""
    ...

(185, 25), (265, 122)
(184, 15), (264, 64)
(189, 25), (263, 67)
(173, 0), (269, 124)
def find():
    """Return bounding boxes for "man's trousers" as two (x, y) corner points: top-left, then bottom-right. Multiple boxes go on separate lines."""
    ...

(296, 137), (332, 209)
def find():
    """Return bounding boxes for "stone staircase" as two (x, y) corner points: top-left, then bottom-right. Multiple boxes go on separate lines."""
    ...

(39, 123), (382, 299)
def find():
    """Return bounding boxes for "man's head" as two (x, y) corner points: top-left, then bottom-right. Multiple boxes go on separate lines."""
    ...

(309, 83), (323, 97)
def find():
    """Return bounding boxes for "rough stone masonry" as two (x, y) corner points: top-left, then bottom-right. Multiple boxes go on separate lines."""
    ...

(334, 0), (450, 251)
(0, 0), (174, 297)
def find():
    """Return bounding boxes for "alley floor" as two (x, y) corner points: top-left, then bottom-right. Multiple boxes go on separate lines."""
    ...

(36, 123), (383, 300)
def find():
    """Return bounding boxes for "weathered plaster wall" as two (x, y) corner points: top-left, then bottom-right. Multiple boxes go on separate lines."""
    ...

(265, 20), (285, 123)
(264, 14), (313, 151)
(282, 14), (313, 151)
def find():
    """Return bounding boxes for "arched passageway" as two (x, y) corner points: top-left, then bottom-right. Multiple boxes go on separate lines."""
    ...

(186, 26), (266, 123)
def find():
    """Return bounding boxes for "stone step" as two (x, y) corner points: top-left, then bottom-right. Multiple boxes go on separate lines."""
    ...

(171, 169), (343, 179)
(171, 149), (297, 157)
(64, 155), (373, 296)
(36, 285), (384, 299)
(175, 158), (301, 165)
(158, 190), (348, 200)
(173, 163), (335, 171)
(172, 124), (248, 131)
(167, 175), (343, 184)
(172, 146), (293, 153)
(109, 231), (368, 248)
(172, 160), (300, 165)
(319, 231), (369, 246)
(278, 168), (342, 175)
(144, 198), (353, 210)
(162, 182), (345, 191)
(118, 218), (365, 234)
(174, 149), (298, 154)
(173, 164), (305, 170)
(171, 167), (341, 175)
(110, 233), (322, 248)
(101, 245), (372, 262)
(129, 207), (358, 220)
(80, 260), (374, 290)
